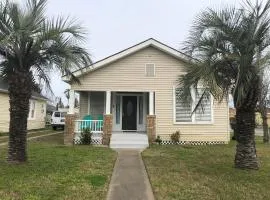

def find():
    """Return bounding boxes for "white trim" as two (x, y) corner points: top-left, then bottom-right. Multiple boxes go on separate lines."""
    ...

(62, 38), (190, 81)
(68, 89), (75, 114)
(173, 86), (214, 125)
(149, 91), (154, 115)
(105, 91), (111, 114)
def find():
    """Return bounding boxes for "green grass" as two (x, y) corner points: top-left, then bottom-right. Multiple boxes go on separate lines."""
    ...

(0, 129), (61, 143)
(0, 133), (117, 200)
(143, 139), (270, 200)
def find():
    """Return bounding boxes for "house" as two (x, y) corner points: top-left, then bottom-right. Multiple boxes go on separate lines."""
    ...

(0, 78), (47, 132)
(63, 38), (230, 148)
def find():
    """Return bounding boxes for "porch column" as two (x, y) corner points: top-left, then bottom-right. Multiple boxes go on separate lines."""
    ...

(68, 89), (75, 114)
(65, 89), (76, 145)
(149, 91), (154, 115)
(103, 90), (112, 145)
(105, 90), (111, 114)
(147, 91), (156, 144)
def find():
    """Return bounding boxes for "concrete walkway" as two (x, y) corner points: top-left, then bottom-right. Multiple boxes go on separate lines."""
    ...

(107, 150), (155, 200)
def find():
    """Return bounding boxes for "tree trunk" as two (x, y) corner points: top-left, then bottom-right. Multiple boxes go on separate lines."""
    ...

(7, 71), (32, 163)
(235, 109), (259, 169)
(262, 115), (269, 143)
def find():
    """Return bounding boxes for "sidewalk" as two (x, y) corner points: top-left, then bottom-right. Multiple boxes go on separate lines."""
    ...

(107, 150), (155, 200)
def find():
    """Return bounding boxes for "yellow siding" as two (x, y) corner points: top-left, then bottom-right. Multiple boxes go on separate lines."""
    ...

(27, 99), (46, 130)
(0, 93), (10, 132)
(0, 92), (46, 132)
(72, 47), (229, 142)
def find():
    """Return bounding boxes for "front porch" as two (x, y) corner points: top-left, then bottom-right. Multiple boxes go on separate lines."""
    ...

(65, 90), (156, 148)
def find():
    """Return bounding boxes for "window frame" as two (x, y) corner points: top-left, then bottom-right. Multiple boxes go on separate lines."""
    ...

(173, 86), (214, 124)
(28, 100), (36, 120)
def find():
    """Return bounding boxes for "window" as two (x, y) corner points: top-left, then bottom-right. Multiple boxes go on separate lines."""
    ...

(28, 100), (36, 119)
(175, 88), (192, 122)
(174, 87), (212, 123)
(145, 64), (155, 77)
(195, 89), (212, 121)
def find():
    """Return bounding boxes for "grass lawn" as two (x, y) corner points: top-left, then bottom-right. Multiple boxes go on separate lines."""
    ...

(143, 139), (270, 200)
(0, 129), (62, 144)
(0, 133), (117, 200)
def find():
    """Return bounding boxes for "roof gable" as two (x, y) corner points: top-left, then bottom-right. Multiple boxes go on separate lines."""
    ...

(62, 38), (191, 81)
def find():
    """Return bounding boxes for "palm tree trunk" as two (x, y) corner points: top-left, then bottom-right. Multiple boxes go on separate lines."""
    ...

(262, 115), (269, 143)
(7, 71), (32, 163)
(234, 109), (259, 169)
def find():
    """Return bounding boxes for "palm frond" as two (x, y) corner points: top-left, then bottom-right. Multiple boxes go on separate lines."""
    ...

(0, 0), (91, 95)
(179, 0), (270, 111)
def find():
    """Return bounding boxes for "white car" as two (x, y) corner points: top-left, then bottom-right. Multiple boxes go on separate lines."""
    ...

(51, 111), (67, 130)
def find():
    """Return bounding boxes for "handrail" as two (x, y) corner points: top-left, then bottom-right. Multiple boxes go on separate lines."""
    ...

(74, 120), (103, 134)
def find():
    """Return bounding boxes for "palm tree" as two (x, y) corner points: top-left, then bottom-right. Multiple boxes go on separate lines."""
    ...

(0, 0), (91, 163)
(257, 71), (270, 143)
(179, 0), (270, 169)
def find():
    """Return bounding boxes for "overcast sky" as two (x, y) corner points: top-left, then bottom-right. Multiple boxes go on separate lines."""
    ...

(42, 0), (240, 104)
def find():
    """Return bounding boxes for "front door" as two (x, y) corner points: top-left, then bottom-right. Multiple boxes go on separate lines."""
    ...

(122, 96), (137, 131)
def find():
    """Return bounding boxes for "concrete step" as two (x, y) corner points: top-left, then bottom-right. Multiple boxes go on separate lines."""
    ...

(110, 143), (149, 149)
(111, 137), (148, 141)
(110, 140), (148, 145)
(110, 133), (149, 150)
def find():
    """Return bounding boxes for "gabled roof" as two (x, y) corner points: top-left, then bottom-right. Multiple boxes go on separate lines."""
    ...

(62, 38), (191, 82)
(0, 78), (48, 101)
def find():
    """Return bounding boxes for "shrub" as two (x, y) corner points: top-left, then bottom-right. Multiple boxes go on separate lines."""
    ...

(80, 128), (92, 145)
(155, 135), (162, 144)
(171, 131), (180, 144)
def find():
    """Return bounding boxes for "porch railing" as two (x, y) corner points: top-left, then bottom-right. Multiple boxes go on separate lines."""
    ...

(74, 120), (103, 144)
(74, 120), (103, 134)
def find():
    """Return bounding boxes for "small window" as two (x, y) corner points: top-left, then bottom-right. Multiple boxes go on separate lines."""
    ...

(145, 64), (155, 77)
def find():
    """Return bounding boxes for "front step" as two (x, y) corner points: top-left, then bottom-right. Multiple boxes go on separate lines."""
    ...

(110, 133), (149, 150)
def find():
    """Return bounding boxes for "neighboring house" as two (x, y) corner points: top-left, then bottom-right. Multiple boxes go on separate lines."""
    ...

(46, 103), (56, 115)
(63, 38), (230, 147)
(0, 79), (47, 132)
